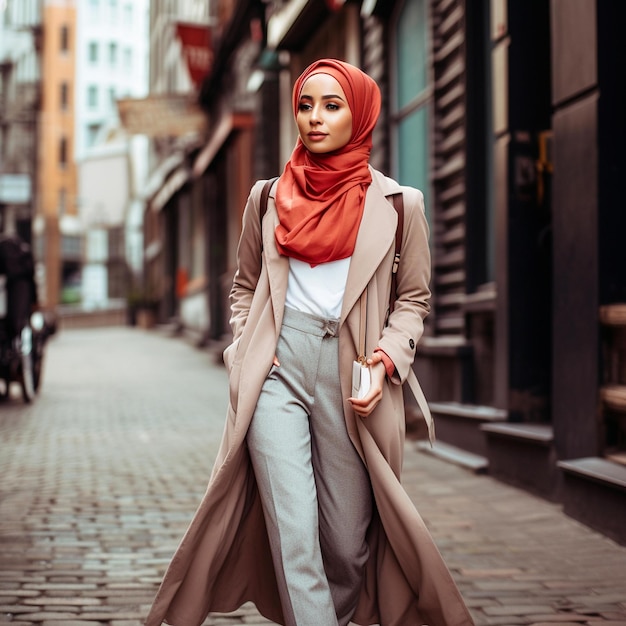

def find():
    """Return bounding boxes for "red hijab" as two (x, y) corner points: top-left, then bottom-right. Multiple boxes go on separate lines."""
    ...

(274, 59), (381, 265)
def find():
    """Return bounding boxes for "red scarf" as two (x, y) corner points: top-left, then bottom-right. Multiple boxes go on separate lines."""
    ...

(275, 59), (381, 265)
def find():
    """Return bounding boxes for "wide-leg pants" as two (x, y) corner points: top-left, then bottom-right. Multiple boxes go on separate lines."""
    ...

(247, 306), (373, 626)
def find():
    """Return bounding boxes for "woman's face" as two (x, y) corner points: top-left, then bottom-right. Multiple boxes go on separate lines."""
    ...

(296, 73), (353, 154)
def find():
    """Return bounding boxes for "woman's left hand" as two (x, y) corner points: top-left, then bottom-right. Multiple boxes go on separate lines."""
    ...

(348, 352), (386, 417)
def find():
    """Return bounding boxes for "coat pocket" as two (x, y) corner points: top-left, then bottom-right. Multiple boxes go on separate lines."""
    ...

(223, 338), (240, 372)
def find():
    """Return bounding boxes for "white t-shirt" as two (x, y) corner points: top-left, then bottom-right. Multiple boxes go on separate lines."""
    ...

(285, 257), (350, 319)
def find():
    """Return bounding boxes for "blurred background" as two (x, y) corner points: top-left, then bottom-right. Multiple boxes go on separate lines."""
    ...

(0, 0), (625, 542)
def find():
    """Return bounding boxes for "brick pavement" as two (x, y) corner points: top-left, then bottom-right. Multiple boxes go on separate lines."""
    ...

(0, 327), (625, 626)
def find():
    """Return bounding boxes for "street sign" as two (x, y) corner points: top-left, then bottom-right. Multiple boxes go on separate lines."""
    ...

(117, 94), (206, 138)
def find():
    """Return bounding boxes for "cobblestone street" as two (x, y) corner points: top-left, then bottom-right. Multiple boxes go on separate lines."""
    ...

(0, 327), (625, 626)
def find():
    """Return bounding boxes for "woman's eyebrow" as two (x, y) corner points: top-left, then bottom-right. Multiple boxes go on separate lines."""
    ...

(300, 94), (347, 102)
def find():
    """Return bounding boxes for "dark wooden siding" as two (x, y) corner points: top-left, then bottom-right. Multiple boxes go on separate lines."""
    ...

(430, 0), (466, 336)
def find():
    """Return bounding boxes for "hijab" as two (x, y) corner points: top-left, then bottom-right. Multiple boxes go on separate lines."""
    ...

(274, 59), (381, 265)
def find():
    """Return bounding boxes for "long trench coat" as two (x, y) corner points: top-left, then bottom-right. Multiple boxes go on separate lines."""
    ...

(144, 168), (474, 626)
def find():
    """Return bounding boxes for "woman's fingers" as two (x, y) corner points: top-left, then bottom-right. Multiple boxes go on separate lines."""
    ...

(349, 360), (385, 416)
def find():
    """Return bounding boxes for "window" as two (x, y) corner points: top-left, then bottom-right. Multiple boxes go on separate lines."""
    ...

(391, 0), (432, 219)
(61, 235), (82, 258)
(88, 0), (100, 21)
(123, 3), (133, 26)
(87, 123), (101, 147)
(109, 0), (118, 23)
(88, 41), (98, 63)
(60, 25), (69, 52)
(108, 42), (117, 66)
(108, 227), (124, 260)
(108, 87), (116, 107)
(87, 85), (98, 108)
(60, 82), (69, 110)
(59, 137), (68, 167)
(123, 47), (132, 71)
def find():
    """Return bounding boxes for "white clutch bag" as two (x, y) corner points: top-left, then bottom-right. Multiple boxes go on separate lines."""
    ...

(352, 360), (371, 399)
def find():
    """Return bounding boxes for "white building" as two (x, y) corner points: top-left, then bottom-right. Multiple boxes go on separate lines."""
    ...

(74, 0), (149, 308)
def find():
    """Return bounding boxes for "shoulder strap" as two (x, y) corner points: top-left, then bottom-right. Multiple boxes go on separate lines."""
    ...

(259, 177), (279, 251)
(389, 192), (404, 316)
(260, 177), (279, 226)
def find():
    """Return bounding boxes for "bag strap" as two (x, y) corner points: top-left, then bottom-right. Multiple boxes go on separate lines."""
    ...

(358, 290), (367, 364)
(389, 192), (404, 316)
(383, 192), (404, 327)
(259, 177), (279, 251)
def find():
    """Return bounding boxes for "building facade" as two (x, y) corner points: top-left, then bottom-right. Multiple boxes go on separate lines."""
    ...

(145, 0), (626, 543)
(35, 0), (77, 308)
(74, 0), (149, 309)
(32, 0), (149, 311)
(139, 0), (212, 335)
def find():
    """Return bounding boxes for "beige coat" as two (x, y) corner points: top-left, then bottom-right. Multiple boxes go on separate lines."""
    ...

(144, 169), (474, 626)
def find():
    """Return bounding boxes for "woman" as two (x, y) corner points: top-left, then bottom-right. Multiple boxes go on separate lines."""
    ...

(145, 59), (474, 626)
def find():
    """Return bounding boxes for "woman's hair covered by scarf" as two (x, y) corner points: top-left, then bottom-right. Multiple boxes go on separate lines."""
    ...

(274, 59), (382, 265)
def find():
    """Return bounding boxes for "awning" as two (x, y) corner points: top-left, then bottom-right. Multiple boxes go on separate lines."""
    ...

(142, 152), (186, 201)
(192, 112), (255, 178)
(267, 0), (342, 50)
(150, 165), (191, 212)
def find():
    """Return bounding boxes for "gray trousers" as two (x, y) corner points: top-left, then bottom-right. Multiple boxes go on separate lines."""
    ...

(247, 306), (372, 626)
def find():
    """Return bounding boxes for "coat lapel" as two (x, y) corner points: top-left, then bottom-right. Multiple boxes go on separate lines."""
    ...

(263, 188), (289, 336)
(341, 174), (399, 322)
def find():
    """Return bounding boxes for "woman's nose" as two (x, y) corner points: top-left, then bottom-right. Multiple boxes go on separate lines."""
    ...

(310, 104), (322, 124)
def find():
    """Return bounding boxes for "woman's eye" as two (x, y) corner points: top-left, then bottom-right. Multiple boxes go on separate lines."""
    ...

(298, 102), (312, 111)
(326, 103), (340, 111)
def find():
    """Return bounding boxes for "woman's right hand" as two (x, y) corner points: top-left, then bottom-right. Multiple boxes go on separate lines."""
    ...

(273, 355), (281, 367)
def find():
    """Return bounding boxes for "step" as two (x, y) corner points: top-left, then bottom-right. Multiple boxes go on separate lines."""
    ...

(558, 456), (626, 491)
(481, 422), (554, 446)
(600, 303), (626, 326)
(430, 401), (508, 421)
(416, 439), (488, 474)
(558, 456), (626, 545)
(428, 402), (507, 457)
(482, 423), (557, 500)
(600, 384), (626, 412)
(606, 451), (626, 466)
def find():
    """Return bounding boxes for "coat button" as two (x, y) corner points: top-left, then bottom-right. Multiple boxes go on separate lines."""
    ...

(409, 339), (415, 350)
